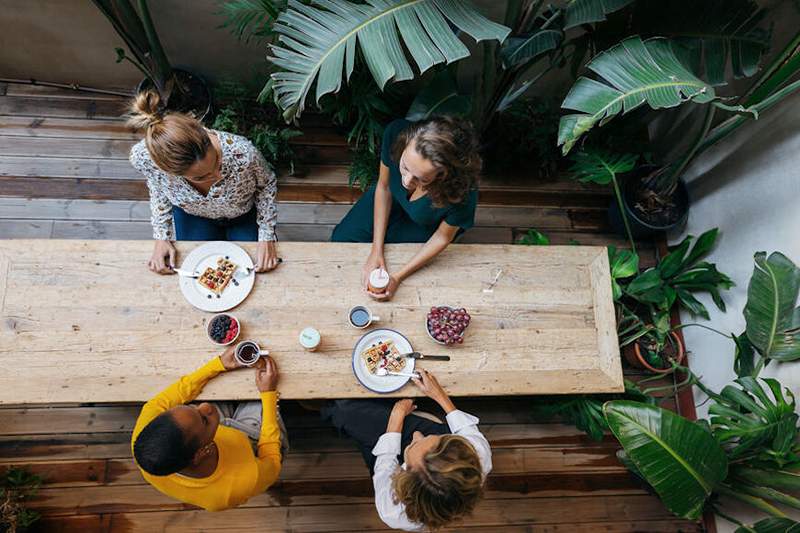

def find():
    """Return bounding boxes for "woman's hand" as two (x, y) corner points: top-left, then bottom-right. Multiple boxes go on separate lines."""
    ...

(219, 345), (241, 370)
(412, 369), (456, 414)
(362, 250), (387, 289)
(387, 398), (416, 433)
(255, 241), (280, 272)
(149, 240), (177, 274)
(368, 275), (401, 301)
(255, 356), (279, 392)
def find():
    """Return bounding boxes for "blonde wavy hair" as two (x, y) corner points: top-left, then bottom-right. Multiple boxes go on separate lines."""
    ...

(392, 435), (484, 530)
(127, 90), (211, 175)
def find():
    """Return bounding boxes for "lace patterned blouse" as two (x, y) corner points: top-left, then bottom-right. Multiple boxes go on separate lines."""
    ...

(129, 130), (278, 242)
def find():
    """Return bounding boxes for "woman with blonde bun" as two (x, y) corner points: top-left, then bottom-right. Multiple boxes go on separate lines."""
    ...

(128, 90), (279, 274)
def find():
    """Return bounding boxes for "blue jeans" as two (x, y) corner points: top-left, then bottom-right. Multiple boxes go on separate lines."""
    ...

(172, 206), (258, 241)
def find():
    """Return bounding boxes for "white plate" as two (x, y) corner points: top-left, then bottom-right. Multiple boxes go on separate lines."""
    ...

(179, 242), (255, 313)
(352, 329), (415, 394)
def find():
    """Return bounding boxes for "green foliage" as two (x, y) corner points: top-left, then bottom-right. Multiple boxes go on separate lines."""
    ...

(319, 66), (398, 155)
(216, 0), (284, 43)
(348, 146), (380, 192)
(558, 36), (717, 154)
(708, 377), (799, 467)
(735, 517), (800, 533)
(563, 0), (635, 30)
(625, 228), (734, 320)
(268, 0), (510, 121)
(568, 149), (637, 186)
(406, 69), (471, 121)
(1, 468), (42, 533)
(608, 246), (639, 301)
(210, 81), (301, 172)
(604, 400), (729, 519)
(517, 229), (550, 246)
(744, 252), (800, 363)
(484, 97), (561, 179)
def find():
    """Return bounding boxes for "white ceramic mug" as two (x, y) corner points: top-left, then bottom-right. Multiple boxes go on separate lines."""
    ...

(234, 340), (269, 367)
(348, 305), (380, 329)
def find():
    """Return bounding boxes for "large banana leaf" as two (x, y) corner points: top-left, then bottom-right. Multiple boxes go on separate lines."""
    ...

(634, 0), (770, 86)
(268, 0), (511, 121)
(708, 377), (799, 464)
(604, 400), (728, 519)
(500, 29), (562, 69)
(736, 518), (800, 533)
(563, 0), (634, 30)
(557, 36), (717, 154)
(744, 252), (800, 361)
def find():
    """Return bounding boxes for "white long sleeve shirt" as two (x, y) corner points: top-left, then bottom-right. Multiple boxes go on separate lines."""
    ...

(130, 129), (278, 242)
(371, 410), (492, 531)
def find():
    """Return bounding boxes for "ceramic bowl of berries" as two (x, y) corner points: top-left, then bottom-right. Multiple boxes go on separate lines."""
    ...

(426, 306), (470, 346)
(207, 313), (240, 346)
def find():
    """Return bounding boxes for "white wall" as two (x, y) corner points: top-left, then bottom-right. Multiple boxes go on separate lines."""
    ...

(671, 90), (800, 531)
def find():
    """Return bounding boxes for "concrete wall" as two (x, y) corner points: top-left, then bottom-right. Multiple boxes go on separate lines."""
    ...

(0, 0), (269, 89)
(671, 90), (800, 531)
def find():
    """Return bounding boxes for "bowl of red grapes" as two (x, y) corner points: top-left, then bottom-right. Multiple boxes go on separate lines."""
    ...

(426, 306), (470, 346)
(207, 313), (240, 346)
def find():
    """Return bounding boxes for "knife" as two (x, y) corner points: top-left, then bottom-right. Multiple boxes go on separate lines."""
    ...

(402, 352), (450, 361)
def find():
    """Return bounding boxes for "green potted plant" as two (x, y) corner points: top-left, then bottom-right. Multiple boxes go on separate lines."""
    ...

(91, 0), (212, 117)
(1, 468), (42, 533)
(619, 305), (686, 373)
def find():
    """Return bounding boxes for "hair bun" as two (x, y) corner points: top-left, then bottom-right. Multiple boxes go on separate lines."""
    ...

(127, 90), (165, 130)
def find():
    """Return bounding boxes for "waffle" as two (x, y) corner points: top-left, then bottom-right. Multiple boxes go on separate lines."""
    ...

(361, 340), (406, 374)
(198, 257), (238, 295)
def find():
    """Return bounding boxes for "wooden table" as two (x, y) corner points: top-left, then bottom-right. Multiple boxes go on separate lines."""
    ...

(0, 240), (622, 403)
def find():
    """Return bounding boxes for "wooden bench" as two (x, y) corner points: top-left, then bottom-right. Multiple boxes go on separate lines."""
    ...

(0, 83), (702, 532)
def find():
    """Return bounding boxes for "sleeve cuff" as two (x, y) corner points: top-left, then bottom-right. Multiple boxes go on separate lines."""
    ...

(372, 432), (402, 457)
(446, 410), (480, 433)
(210, 356), (227, 372)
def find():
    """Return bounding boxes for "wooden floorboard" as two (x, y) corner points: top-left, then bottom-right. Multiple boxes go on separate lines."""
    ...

(0, 84), (699, 532)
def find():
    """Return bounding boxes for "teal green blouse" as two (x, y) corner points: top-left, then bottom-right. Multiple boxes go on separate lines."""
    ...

(381, 119), (478, 232)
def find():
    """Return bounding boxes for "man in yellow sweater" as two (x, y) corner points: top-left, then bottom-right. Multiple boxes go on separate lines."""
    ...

(131, 346), (282, 511)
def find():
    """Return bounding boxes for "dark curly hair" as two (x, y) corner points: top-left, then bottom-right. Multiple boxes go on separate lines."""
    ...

(133, 412), (201, 476)
(392, 116), (481, 208)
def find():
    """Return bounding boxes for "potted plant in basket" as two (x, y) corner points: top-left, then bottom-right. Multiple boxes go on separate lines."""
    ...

(91, 0), (211, 118)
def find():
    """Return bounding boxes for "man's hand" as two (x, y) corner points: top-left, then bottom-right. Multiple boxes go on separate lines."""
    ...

(219, 345), (240, 370)
(387, 398), (416, 433)
(255, 241), (280, 272)
(149, 240), (177, 274)
(412, 369), (456, 413)
(255, 356), (279, 392)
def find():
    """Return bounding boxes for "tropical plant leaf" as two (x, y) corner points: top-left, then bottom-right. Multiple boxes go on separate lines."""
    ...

(567, 148), (637, 185)
(517, 229), (550, 246)
(744, 252), (800, 362)
(500, 29), (562, 69)
(563, 0), (634, 30)
(603, 400), (728, 519)
(217, 0), (285, 43)
(608, 246), (639, 299)
(708, 377), (799, 465)
(558, 36), (717, 154)
(268, 0), (511, 121)
(406, 69), (471, 120)
(736, 517), (800, 533)
(633, 0), (770, 86)
(733, 332), (758, 378)
(734, 466), (800, 492)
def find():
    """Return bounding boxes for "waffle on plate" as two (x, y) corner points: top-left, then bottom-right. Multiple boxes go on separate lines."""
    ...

(361, 339), (406, 374)
(198, 257), (238, 295)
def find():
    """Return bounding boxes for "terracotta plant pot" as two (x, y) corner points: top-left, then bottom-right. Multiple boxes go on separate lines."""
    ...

(624, 331), (686, 374)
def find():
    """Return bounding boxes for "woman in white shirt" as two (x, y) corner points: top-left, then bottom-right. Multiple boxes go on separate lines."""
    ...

(321, 369), (492, 531)
(127, 90), (279, 274)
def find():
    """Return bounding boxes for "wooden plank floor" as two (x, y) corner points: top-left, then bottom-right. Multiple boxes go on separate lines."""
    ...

(0, 84), (702, 532)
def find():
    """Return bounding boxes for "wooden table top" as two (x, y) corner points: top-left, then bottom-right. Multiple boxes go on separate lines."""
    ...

(0, 240), (622, 404)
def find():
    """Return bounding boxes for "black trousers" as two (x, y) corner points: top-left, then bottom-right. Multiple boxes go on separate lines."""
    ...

(321, 399), (450, 475)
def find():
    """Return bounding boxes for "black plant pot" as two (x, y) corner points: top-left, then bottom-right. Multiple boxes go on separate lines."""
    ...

(136, 68), (212, 121)
(609, 176), (690, 239)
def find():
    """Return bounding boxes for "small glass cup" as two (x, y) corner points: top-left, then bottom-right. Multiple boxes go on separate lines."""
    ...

(299, 327), (321, 351)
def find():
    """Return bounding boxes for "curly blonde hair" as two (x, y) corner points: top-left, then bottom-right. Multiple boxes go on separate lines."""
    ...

(391, 435), (484, 530)
(127, 90), (211, 175)
(392, 116), (481, 208)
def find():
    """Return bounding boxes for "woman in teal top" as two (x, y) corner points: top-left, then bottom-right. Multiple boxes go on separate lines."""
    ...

(332, 116), (481, 300)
